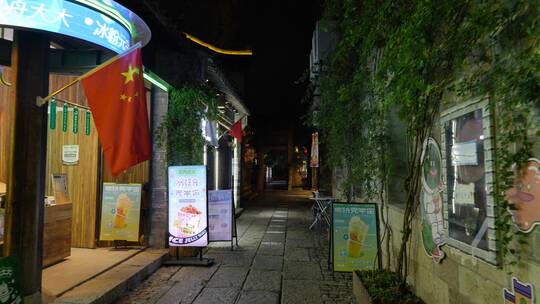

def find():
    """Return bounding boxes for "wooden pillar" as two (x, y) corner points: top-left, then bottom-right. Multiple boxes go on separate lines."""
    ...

(4, 31), (49, 300)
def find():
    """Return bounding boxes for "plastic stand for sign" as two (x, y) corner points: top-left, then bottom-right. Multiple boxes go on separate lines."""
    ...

(231, 188), (239, 251)
(110, 240), (130, 251)
(328, 201), (333, 271)
(163, 247), (215, 266)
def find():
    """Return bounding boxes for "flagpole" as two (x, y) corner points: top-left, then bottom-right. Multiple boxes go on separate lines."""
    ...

(35, 42), (142, 107)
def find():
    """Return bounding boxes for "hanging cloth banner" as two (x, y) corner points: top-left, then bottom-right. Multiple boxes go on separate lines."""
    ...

(49, 99), (57, 130)
(310, 132), (319, 168)
(85, 111), (91, 136)
(62, 103), (68, 132)
(72, 107), (79, 134)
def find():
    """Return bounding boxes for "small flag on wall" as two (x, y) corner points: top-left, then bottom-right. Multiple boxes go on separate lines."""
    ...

(49, 99), (57, 130)
(85, 111), (91, 136)
(73, 107), (79, 134)
(62, 103), (68, 132)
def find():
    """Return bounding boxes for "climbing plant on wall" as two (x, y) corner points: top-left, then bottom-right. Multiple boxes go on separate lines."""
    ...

(157, 85), (218, 166)
(316, 0), (539, 285)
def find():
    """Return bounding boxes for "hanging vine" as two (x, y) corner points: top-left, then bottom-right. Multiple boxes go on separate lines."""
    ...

(315, 0), (539, 285)
(157, 85), (218, 166)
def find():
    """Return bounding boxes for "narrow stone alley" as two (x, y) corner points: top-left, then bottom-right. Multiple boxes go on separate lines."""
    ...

(117, 191), (354, 304)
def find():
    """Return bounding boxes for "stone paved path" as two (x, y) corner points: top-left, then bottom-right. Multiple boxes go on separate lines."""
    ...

(116, 191), (354, 304)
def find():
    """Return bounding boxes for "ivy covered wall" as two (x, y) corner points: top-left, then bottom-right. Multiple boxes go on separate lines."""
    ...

(312, 0), (540, 302)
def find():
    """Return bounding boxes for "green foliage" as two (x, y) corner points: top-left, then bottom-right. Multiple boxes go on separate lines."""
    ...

(357, 270), (424, 304)
(316, 0), (539, 283)
(157, 85), (218, 166)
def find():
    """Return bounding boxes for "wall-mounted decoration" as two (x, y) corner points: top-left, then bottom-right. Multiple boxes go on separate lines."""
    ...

(72, 107), (79, 134)
(85, 111), (92, 136)
(49, 99), (57, 130)
(503, 277), (534, 304)
(62, 145), (80, 166)
(62, 103), (68, 132)
(506, 158), (540, 233)
(420, 137), (446, 263)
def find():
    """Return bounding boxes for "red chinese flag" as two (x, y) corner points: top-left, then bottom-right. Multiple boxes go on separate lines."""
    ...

(81, 48), (151, 175)
(230, 119), (243, 143)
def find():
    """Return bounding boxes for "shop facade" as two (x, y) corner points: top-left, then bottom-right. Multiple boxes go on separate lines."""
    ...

(0, 0), (171, 301)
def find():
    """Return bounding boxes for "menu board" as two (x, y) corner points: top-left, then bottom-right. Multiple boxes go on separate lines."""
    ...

(168, 166), (208, 247)
(99, 183), (141, 242)
(332, 203), (379, 272)
(208, 190), (233, 241)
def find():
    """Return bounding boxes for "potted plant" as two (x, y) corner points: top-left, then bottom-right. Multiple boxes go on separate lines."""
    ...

(353, 270), (424, 304)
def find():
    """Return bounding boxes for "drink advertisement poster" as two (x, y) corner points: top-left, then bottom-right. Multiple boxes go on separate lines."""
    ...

(332, 203), (379, 272)
(208, 190), (233, 241)
(99, 183), (141, 242)
(168, 166), (208, 247)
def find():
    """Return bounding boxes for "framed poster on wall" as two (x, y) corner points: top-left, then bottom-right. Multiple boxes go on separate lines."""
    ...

(332, 203), (379, 272)
(168, 166), (208, 247)
(99, 183), (142, 242)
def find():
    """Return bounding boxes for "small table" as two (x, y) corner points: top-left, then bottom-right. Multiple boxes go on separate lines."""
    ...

(309, 196), (333, 229)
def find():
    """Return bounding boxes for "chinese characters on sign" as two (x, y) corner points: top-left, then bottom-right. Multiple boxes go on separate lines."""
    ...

(99, 183), (142, 242)
(332, 203), (378, 272)
(208, 190), (233, 241)
(0, 0), (131, 53)
(168, 166), (208, 247)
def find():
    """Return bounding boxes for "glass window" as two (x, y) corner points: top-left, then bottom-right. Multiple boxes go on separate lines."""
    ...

(441, 99), (496, 263)
(444, 109), (488, 250)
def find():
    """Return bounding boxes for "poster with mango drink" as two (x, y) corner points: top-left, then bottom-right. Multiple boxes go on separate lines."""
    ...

(99, 183), (141, 242)
(332, 203), (379, 272)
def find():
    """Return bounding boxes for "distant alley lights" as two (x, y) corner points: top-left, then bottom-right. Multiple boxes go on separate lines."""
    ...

(183, 32), (253, 56)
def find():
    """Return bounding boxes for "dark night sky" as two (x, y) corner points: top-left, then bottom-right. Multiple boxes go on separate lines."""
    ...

(123, 0), (320, 122)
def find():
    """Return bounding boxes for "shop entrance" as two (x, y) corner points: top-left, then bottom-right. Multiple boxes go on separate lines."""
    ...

(0, 67), (150, 301)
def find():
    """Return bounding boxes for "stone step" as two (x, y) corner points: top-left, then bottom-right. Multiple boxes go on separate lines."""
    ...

(52, 249), (168, 304)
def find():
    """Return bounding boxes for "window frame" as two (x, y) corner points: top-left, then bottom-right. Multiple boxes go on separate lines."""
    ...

(440, 98), (498, 265)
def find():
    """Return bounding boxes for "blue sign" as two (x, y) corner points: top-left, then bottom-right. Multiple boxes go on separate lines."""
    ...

(0, 0), (134, 53)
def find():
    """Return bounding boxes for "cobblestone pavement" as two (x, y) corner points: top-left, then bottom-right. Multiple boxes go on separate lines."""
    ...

(116, 191), (354, 304)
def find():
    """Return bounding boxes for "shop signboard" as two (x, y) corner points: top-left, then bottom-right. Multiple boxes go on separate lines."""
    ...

(208, 190), (233, 241)
(0, 0), (132, 53)
(0, 256), (23, 304)
(503, 277), (534, 304)
(332, 203), (378, 272)
(168, 166), (208, 247)
(62, 145), (80, 165)
(99, 183), (141, 242)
